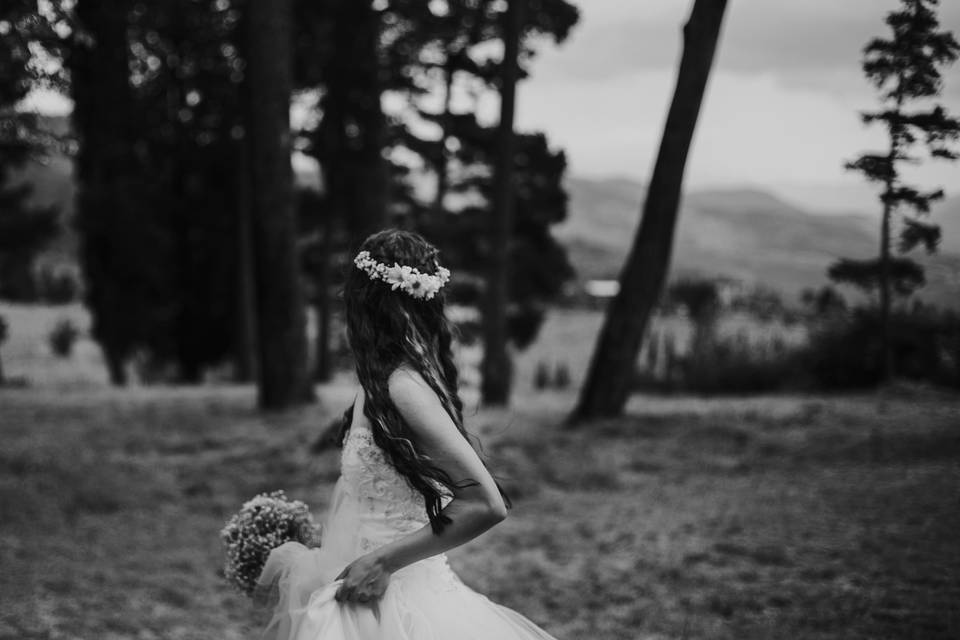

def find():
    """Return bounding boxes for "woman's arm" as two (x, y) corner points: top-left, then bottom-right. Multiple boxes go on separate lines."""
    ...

(374, 368), (508, 569)
(334, 368), (507, 609)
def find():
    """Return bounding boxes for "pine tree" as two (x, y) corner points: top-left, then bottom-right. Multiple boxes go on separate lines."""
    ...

(570, 0), (729, 422)
(0, 314), (7, 384)
(241, 0), (313, 408)
(382, 0), (579, 405)
(480, 0), (525, 406)
(0, 3), (64, 301)
(71, 0), (249, 383)
(830, 0), (959, 381)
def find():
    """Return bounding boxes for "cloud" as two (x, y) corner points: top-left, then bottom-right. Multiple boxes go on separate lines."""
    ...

(530, 0), (960, 96)
(518, 67), (960, 193)
(515, 0), (960, 206)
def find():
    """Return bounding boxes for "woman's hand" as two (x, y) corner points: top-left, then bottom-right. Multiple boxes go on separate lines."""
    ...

(334, 552), (392, 620)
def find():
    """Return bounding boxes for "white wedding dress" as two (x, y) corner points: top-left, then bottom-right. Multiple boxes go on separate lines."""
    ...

(256, 403), (561, 640)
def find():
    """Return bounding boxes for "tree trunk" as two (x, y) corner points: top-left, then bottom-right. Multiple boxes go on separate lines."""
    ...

(327, 0), (388, 249)
(879, 188), (893, 382)
(480, 0), (525, 406)
(432, 62), (455, 216)
(242, 0), (312, 409)
(878, 96), (902, 384)
(70, 0), (137, 388)
(314, 208), (334, 382)
(570, 0), (728, 423)
(234, 134), (257, 382)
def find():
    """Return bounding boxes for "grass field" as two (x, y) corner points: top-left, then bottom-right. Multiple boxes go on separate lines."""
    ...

(1, 304), (959, 639)
(1, 384), (959, 640)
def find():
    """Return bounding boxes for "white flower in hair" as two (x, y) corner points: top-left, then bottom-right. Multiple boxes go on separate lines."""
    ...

(354, 250), (451, 300)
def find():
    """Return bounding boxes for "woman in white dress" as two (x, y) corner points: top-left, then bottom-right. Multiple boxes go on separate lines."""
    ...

(257, 229), (561, 640)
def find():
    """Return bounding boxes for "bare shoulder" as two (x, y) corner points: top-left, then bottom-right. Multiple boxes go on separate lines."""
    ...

(387, 366), (438, 408)
(387, 366), (453, 437)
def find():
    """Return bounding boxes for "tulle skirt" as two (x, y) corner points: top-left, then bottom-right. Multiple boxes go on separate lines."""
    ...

(256, 479), (560, 640)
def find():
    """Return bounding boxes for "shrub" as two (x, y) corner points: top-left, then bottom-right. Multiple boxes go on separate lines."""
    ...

(48, 318), (79, 358)
(681, 333), (800, 394)
(533, 360), (550, 390)
(802, 308), (960, 390)
(554, 361), (571, 389)
(632, 333), (800, 395)
(36, 264), (82, 304)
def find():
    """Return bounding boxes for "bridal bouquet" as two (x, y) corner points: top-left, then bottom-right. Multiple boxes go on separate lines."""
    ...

(220, 490), (320, 596)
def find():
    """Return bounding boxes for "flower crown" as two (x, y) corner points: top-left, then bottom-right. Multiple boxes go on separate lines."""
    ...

(353, 250), (451, 300)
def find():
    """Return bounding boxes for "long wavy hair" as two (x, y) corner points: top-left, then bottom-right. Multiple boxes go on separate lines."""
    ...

(342, 229), (510, 533)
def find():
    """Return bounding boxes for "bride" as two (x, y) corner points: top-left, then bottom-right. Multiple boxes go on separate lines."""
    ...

(257, 229), (561, 640)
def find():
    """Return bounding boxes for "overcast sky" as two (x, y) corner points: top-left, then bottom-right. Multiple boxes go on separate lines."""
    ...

(513, 0), (960, 212)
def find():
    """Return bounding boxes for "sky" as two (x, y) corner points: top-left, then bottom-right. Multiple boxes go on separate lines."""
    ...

(23, 0), (960, 213)
(511, 0), (960, 212)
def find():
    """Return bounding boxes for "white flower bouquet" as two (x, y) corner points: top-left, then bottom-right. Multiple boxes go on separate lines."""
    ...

(220, 490), (320, 596)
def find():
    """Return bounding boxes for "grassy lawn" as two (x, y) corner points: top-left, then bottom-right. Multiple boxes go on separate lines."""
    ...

(1, 383), (958, 640)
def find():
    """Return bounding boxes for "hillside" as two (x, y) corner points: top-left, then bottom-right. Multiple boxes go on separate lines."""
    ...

(558, 176), (960, 305)
(9, 140), (960, 307)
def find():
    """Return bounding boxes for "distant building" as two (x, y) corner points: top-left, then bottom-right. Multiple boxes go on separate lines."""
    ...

(584, 279), (619, 299)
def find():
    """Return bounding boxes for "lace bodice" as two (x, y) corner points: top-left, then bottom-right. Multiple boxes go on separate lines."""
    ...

(340, 416), (431, 540)
(316, 398), (463, 592)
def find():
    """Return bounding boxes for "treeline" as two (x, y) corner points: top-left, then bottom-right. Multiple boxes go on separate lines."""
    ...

(1, 0), (579, 400)
(630, 279), (960, 394)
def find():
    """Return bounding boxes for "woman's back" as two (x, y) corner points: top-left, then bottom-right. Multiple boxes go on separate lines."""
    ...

(336, 393), (450, 556)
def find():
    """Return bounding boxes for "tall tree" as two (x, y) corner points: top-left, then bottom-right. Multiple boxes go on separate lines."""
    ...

(480, 0), (525, 406)
(0, 315), (6, 384)
(384, 0), (577, 400)
(242, 0), (312, 408)
(570, 0), (728, 422)
(70, 0), (154, 385)
(0, 2), (65, 301)
(322, 0), (390, 249)
(71, 0), (252, 384)
(830, 0), (959, 381)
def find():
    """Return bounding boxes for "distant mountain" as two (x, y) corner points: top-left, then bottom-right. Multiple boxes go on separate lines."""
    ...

(558, 176), (960, 306)
(9, 136), (960, 308)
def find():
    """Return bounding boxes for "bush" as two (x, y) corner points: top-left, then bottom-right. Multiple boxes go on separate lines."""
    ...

(37, 265), (82, 304)
(633, 314), (803, 394)
(802, 308), (960, 390)
(554, 361), (571, 389)
(534, 360), (550, 390)
(681, 333), (800, 394)
(48, 318), (79, 358)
